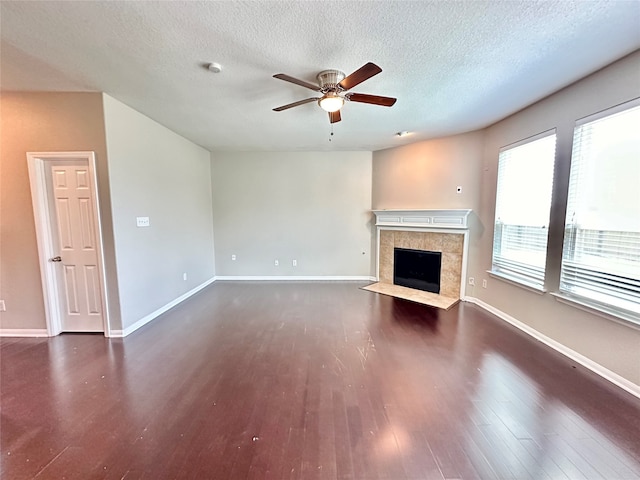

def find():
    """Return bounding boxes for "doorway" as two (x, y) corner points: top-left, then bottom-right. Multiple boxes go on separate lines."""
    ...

(27, 152), (110, 336)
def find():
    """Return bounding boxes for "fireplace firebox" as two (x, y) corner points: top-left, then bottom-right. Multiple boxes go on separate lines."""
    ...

(393, 247), (442, 294)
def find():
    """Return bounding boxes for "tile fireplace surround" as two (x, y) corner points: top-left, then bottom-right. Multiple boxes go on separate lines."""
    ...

(373, 209), (472, 300)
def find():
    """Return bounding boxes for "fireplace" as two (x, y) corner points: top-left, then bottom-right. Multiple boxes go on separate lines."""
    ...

(373, 209), (472, 300)
(394, 248), (442, 293)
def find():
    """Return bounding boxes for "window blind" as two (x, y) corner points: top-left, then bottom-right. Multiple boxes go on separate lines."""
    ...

(560, 101), (640, 320)
(492, 132), (556, 289)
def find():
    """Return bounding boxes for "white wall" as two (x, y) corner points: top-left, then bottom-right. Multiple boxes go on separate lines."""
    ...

(211, 151), (373, 277)
(103, 94), (215, 330)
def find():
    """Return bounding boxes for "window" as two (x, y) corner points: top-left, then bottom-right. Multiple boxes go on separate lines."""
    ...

(560, 100), (640, 322)
(491, 131), (557, 289)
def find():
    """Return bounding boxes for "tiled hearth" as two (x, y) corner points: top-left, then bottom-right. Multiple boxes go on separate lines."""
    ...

(372, 209), (471, 307)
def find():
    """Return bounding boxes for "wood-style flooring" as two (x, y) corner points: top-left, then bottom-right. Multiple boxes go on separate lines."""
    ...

(1, 281), (639, 479)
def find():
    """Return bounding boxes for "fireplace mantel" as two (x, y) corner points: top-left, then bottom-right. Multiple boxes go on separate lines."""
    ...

(372, 209), (472, 230)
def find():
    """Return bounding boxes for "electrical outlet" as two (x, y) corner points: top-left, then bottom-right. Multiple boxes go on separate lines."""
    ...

(482, 279), (487, 288)
(274, 260), (279, 266)
(292, 259), (297, 267)
(231, 254), (236, 261)
(468, 277), (475, 286)
(0, 300), (5, 312)
(183, 272), (187, 281)
(136, 216), (150, 227)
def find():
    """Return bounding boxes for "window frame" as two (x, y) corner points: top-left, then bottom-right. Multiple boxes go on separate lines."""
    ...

(557, 98), (640, 325)
(490, 129), (558, 291)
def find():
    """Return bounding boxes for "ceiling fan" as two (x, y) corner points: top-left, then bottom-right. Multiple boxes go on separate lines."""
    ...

(272, 62), (396, 124)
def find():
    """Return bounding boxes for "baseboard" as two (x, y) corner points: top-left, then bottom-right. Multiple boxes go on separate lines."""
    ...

(214, 275), (376, 281)
(463, 296), (640, 400)
(110, 277), (216, 338)
(0, 328), (49, 337)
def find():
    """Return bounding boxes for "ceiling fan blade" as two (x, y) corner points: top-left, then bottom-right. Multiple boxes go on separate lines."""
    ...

(329, 110), (341, 124)
(273, 74), (321, 91)
(273, 97), (320, 111)
(338, 62), (382, 90)
(347, 93), (397, 107)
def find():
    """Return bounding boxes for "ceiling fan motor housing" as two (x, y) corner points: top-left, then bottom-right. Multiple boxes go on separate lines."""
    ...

(317, 69), (346, 92)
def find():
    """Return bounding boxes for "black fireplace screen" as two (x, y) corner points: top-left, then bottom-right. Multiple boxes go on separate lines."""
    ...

(393, 247), (442, 294)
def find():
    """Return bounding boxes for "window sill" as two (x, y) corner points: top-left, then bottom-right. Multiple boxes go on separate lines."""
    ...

(550, 292), (640, 331)
(487, 270), (546, 295)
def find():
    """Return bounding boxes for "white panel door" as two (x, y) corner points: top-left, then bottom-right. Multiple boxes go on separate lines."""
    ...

(48, 160), (104, 332)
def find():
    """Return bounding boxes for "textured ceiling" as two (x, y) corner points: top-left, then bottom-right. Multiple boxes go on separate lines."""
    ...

(1, 1), (639, 152)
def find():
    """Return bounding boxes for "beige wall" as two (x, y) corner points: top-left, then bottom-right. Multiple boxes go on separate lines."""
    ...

(2, 56), (637, 388)
(0, 92), (121, 330)
(1, 93), (215, 333)
(103, 95), (215, 330)
(470, 51), (640, 385)
(372, 131), (484, 210)
(211, 151), (373, 277)
(371, 130), (485, 288)
(372, 51), (640, 386)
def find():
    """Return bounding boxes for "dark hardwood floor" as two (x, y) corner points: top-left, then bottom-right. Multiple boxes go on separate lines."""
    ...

(2, 281), (639, 479)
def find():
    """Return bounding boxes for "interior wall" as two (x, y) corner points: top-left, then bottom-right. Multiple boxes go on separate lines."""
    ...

(0, 92), (121, 331)
(371, 130), (485, 279)
(102, 94), (214, 331)
(470, 50), (640, 385)
(372, 131), (484, 211)
(211, 151), (373, 277)
(371, 52), (640, 387)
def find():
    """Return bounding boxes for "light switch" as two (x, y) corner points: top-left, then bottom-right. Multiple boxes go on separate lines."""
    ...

(136, 216), (150, 227)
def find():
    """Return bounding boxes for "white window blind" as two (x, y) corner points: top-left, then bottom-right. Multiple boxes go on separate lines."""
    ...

(492, 132), (556, 289)
(560, 100), (640, 321)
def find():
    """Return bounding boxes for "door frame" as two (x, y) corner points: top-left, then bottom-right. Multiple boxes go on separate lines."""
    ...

(27, 151), (111, 337)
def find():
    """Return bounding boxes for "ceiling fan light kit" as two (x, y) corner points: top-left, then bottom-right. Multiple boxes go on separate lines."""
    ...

(272, 62), (396, 124)
(318, 93), (344, 112)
